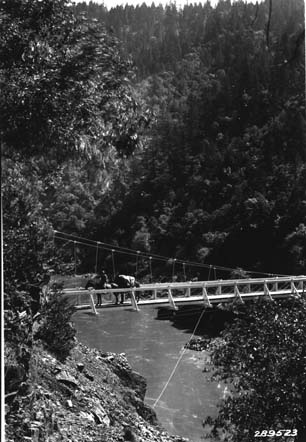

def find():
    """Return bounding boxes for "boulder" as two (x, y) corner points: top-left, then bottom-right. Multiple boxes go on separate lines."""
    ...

(56, 370), (78, 388)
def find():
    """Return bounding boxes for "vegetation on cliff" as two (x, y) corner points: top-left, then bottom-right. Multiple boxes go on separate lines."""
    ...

(205, 298), (306, 442)
(2, 0), (306, 441)
(2, 1), (148, 439)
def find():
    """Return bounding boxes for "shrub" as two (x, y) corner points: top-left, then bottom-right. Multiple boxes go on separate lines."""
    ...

(34, 290), (76, 361)
(204, 297), (306, 442)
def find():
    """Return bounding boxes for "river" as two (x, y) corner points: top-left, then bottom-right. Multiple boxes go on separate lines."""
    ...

(73, 304), (225, 442)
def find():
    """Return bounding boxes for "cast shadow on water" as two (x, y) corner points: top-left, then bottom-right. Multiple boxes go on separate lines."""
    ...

(155, 305), (235, 337)
(82, 311), (99, 316)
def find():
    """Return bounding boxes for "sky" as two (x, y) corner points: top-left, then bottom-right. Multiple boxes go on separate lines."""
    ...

(73, 0), (264, 12)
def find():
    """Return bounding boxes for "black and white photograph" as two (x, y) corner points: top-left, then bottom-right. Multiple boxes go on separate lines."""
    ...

(1, 0), (305, 441)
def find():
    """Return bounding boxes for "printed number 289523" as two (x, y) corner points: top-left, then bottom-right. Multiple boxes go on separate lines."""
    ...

(254, 429), (297, 437)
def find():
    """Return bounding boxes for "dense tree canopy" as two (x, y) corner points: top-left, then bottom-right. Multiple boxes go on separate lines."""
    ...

(74, 0), (305, 278)
(2, 1), (305, 440)
(1, 0), (148, 284)
(3, 0), (304, 284)
(204, 298), (306, 442)
(0, 0), (144, 163)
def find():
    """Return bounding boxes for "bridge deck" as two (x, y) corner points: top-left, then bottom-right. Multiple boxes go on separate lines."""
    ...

(58, 275), (305, 313)
(70, 289), (304, 311)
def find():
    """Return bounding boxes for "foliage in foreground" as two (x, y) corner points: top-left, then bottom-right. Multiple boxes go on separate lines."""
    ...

(0, 0), (145, 163)
(205, 297), (306, 442)
(34, 291), (76, 362)
(2, 0), (144, 367)
(2, 0), (144, 433)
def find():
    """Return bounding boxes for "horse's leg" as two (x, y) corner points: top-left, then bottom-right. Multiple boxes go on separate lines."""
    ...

(120, 291), (125, 304)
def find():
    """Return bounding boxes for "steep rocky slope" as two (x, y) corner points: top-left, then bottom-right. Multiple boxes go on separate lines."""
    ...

(6, 341), (189, 442)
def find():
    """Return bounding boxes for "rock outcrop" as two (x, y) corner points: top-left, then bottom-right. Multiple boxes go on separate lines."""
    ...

(5, 341), (189, 442)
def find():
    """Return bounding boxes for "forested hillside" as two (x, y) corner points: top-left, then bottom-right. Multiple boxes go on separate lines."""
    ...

(3, 1), (305, 279)
(2, 1), (305, 441)
(72, 0), (305, 278)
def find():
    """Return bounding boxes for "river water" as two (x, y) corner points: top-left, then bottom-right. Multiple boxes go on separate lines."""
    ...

(73, 304), (225, 442)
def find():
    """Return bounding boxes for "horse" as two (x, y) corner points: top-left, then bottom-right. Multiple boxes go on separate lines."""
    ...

(85, 270), (111, 306)
(111, 274), (140, 304)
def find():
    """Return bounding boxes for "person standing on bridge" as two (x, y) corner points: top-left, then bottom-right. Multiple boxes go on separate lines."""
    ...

(85, 268), (110, 307)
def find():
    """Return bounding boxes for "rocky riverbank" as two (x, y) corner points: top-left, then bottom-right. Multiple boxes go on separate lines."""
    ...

(6, 341), (189, 442)
(185, 337), (226, 352)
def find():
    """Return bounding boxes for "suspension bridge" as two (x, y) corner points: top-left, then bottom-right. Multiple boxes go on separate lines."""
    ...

(51, 230), (305, 314)
(61, 275), (306, 315)
(49, 231), (306, 417)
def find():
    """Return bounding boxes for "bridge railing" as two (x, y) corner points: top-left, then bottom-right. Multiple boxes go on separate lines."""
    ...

(61, 275), (306, 312)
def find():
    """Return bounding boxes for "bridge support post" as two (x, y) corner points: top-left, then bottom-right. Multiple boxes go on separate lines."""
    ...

(131, 290), (140, 311)
(186, 287), (191, 297)
(202, 285), (212, 308)
(264, 282), (274, 302)
(153, 289), (157, 299)
(89, 291), (98, 315)
(291, 280), (300, 298)
(168, 288), (178, 310)
(234, 283), (244, 304)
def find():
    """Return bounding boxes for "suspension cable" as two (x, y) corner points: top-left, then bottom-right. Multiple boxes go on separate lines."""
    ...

(182, 262), (186, 281)
(111, 249), (116, 279)
(136, 250), (140, 278)
(149, 256), (153, 282)
(172, 258), (176, 280)
(208, 265), (212, 280)
(95, 242), (99, 274)
(55, 239), (72, 254)
(73, 241), (77, 275)
(153, 307), (206, 409)
(53, 230), (290, 278)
